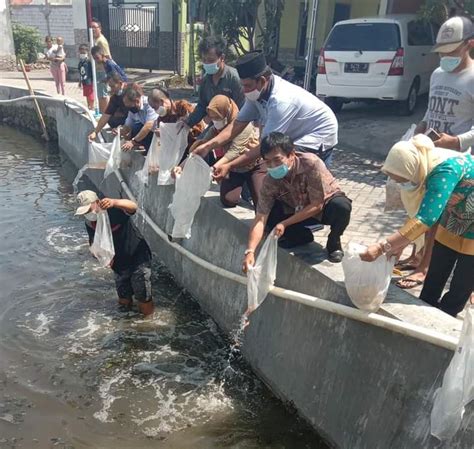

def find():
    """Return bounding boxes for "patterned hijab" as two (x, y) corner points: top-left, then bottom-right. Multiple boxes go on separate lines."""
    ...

(382, 134), (460, 217)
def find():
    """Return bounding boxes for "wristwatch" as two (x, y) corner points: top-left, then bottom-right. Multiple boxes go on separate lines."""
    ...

(380, 240), (392, 254)
(244, 249), (255, 256)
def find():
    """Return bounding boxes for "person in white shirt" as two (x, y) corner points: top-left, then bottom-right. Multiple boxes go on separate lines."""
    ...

(416, 16), (474, 153)
(399, 16), (474, 290)
(192, 51), (338, 179)
(120, 84), (158, 153)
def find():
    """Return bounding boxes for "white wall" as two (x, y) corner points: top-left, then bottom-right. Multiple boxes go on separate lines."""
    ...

(72, 0), (87, 30)
(123, 0), (173, 32)
(10, 4), (74, 44)
(0, 0), (15, 56)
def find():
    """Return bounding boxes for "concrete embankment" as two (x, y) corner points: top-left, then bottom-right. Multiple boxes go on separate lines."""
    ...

(0, 85), (472, 449)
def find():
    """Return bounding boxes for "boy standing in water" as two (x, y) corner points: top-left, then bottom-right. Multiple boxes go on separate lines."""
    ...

(78, 44), (94, 110)
(75, 191), (154, 316)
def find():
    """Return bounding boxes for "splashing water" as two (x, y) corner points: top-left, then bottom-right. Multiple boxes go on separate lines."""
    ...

(72, 163), (89, 194)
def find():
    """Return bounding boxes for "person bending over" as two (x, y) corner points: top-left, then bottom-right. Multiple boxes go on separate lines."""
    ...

(242, 133), (352, 269)
(75, 190), (154, 316)
(120, 84), (158, 152)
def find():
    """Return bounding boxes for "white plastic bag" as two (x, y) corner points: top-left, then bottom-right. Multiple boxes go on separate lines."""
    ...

(157, 122), (188, 185)
(89, 210), (115, 268)
(342, 242), (394, 312)
(247, 231), (278, 313)
(431, 306), (474, 441)
(88, 141), (113, 169)
(400, 124), (416, 141)
(104, 128), (122, 179)
(169, 154), (211, 238)
(136, 133), (160, 185)
(384, 178), (405, 212)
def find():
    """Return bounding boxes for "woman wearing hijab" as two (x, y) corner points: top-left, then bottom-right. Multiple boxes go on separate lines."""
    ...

(188, 95), (266, 208)
(361, 134), (473, 317)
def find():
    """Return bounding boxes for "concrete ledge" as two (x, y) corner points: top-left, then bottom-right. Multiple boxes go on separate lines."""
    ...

(0, 84), (472, 449)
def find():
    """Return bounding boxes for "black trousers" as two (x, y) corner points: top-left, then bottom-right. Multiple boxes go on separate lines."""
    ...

(131, 122), (153, 151)
(267, 196), (352, 252)
(420, 241), (474, 316)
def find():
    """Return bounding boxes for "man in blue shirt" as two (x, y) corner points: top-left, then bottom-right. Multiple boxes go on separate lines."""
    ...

(121, 84), (158, 152)
(194, 51), (339, 178)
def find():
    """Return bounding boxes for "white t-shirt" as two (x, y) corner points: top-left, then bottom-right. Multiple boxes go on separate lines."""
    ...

(45, 45), (58, 59)
(423, 66), (474, 152)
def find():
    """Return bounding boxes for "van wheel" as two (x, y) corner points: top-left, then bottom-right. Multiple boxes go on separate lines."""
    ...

(326, 97), (344, 113)
(398, 82), (418, 116)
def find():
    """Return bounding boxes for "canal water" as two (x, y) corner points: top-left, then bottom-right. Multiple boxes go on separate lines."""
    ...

(0, 125), (327, 449)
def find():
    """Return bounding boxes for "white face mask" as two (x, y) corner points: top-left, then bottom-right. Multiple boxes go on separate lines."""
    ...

(79, 54), (88, 60)
(84, 211), (97, 221)
(244, 88), (262, 102)
(213, 118), (227, 130)
(157, 105), (168, 117)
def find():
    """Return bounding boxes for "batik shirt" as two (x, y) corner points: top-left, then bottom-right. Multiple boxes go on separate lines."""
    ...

(399, 155), (474, 255)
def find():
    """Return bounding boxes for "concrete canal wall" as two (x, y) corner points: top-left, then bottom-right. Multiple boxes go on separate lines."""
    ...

(0, 85), (472, 449)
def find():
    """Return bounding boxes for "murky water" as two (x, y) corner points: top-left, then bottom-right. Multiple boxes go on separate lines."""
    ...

(0, 126), (327, 449)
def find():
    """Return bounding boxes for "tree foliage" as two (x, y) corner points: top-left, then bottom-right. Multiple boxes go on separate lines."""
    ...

(203, 0), (285, 56)
(419, 0), (474, 22)
(12, 22), (43, 64)
(204, 0), (260, 55)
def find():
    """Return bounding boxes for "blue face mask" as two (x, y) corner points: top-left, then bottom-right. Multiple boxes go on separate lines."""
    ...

(399, 181), (418, 191)
(203, 62), (220, 75)
(268, 164), (289, 180)
(440, 56), (462, 73)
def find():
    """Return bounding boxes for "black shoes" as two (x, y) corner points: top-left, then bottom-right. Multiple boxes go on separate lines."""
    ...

(328, 250), (344, 263)
(327, 236), (344, 263)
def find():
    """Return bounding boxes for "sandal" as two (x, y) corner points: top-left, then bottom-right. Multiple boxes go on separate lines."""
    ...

(396, 277), (424, 289)
(394, 262), (419, 271)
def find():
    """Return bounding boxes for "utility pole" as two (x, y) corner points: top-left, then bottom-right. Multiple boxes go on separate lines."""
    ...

(303, 0), (319, 92)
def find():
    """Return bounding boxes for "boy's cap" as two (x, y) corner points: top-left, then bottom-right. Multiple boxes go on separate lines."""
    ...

(433, 16), (474, 53)
(75, 190), (98, 215)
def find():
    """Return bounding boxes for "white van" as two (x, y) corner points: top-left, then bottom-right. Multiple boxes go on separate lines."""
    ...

(316, 15), (439, 115)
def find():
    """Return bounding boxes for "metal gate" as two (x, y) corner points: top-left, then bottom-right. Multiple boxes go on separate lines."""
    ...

(92, 1), (160, 70)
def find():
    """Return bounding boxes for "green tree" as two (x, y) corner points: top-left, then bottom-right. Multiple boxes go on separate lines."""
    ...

(203, 0), (285, 56)
(12, 22), (43, 64)
(419, 0), (474, 22)
(205, 0), (261, 55)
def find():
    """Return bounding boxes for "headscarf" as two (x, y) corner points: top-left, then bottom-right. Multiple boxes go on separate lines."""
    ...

(207, 95), (238, 123)
(382, 134), (460, 217)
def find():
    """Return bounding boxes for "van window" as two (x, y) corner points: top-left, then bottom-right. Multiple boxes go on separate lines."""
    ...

(408, 20), (434, 46)
(325, 23), (401, 51)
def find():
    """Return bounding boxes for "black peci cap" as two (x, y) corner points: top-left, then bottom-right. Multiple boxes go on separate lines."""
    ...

(236, 51), (269, 79)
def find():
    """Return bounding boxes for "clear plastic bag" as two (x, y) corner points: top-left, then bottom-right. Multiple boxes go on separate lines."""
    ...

(431, 306), (474, 441)
(104, 128), (122, 179)
(400, 124), (416, 141)
(247, 231), (278, 313)
(89, 210), (115, 268)
(169, 154), (211, 238)
(157, 123), (189, 185)
(342, 242), (394, 312)
(136, 133), (160, 185)
(384, 178), (405, 212)
(88, 141), (113, 169)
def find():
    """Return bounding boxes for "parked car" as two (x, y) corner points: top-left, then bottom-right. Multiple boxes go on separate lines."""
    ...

(316, 15), (439, 115)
